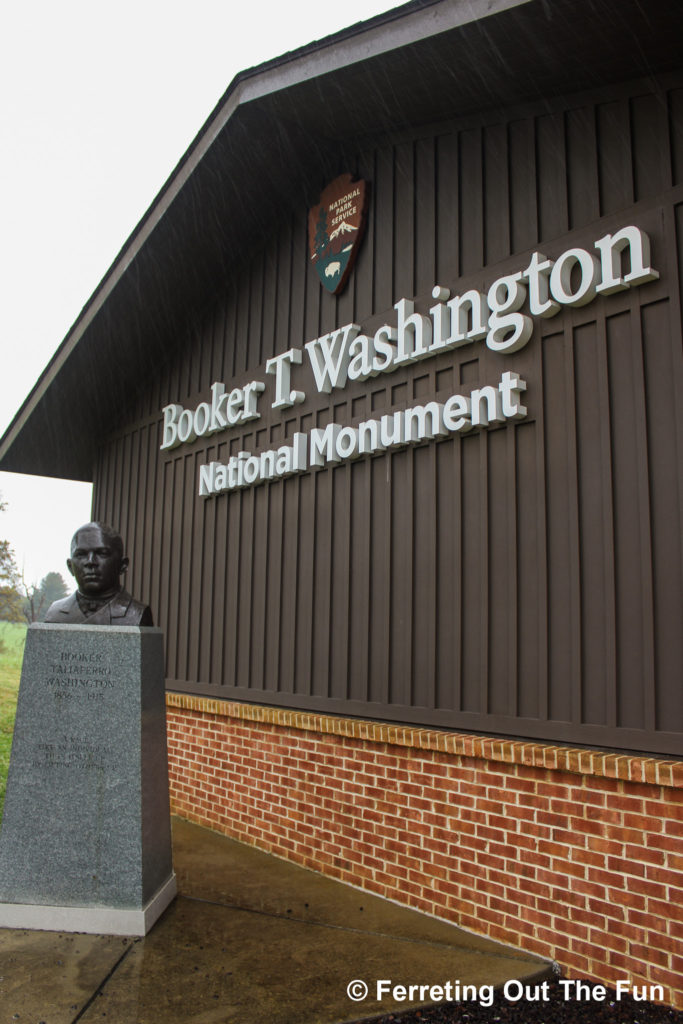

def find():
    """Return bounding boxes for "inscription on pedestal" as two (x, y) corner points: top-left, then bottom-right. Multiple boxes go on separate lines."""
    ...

(29, 652), (116, 769)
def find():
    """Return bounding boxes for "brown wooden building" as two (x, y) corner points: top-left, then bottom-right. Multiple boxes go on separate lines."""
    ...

(2, 0), (683, 1004)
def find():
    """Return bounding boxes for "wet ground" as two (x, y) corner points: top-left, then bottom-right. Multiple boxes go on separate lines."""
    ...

(0, 816), (552, 1023)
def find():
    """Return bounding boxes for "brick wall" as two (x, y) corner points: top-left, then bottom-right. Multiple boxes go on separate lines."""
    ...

(166, 694), (683, 1008)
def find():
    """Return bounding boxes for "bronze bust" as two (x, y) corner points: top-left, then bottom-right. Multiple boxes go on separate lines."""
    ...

(44, 522), (153, 626)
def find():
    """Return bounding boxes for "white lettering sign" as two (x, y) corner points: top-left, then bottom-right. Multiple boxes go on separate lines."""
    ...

(198, 371), (527, 497)
(300, 225), (658, 384)
(157, 224), (659, 498)
(161, 380), (265, 451)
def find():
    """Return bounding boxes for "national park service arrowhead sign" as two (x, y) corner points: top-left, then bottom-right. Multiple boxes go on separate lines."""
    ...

(308, 174), (369, 294)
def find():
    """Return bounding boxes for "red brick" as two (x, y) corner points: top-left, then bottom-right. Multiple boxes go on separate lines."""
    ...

(603, 823), (645, 844)
(647, 832), (683, 853)
(646, 798), (683, 820)
(667, 886), (683, 910)
(604, 950), (654, 978)
(628, 943), (670, 968)
(570, 815), (610, 837)
(608, 919), (648, 942)
(624, 875), (669, 900)
(536, 810), (569, 830)
(605, 856), (646, 877)
(555, 858), (587, 880)
(569, 907), (607, 930)
(644, 970), (683, 1007)
(588, 776), (622, 794)
(623, 812), (664, 831)
(666, 852), (683, 873)
(623, 842), (664, 866)
(570, 787), (608, 808)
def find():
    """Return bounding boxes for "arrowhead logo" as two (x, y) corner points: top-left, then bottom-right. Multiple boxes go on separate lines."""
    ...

(308, 174), (369, 295)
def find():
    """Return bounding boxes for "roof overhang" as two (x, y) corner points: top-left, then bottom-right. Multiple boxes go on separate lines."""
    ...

(2, 0), (681, 480)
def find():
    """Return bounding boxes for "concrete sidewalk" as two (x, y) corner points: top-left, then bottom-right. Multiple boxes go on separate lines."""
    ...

(0, 817), (552, 1023)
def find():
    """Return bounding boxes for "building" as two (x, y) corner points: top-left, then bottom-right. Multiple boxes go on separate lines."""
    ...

(2, 0), (682, 1005)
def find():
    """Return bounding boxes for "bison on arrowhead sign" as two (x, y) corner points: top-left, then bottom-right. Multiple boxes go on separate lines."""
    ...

(308, 174), (369, 295)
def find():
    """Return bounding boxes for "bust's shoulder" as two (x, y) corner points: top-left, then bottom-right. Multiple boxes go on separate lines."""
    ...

(115, 591), (154, 626)
(43, 593), (79, 621)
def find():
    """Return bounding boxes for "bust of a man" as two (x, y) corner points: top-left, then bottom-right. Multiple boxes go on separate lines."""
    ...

(44, 522), (153, 626)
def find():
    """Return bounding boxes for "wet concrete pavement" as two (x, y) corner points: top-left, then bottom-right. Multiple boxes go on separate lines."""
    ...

(0, 817), (552, 1023)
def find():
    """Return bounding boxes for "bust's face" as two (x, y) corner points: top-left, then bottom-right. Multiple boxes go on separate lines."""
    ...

(67, 526), (126, 597)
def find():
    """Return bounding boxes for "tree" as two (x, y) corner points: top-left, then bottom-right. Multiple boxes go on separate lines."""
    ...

(38, 571), (68, 611)
(21, 577), (45, 624)
(0, 496), (23, 623)
(21, 571), (69, 623)
(314, 207), (329, 256)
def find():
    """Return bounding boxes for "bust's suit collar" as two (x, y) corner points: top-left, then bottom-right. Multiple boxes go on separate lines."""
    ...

(52, 589), (132, 623)
(107, 590), (134, 619)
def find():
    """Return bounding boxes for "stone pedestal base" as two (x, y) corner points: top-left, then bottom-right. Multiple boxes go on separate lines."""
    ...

(0, 875), (177, 936)
(0, 623), (176, 936)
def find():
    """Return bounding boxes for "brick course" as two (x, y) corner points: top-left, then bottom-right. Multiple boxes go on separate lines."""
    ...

(166, 694), (683, 1008)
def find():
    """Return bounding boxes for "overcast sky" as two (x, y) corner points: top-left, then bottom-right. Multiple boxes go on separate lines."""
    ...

(0, 0), (402, 585)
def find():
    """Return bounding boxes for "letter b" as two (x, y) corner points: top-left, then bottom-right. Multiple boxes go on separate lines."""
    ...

(160, 404), (183, 450)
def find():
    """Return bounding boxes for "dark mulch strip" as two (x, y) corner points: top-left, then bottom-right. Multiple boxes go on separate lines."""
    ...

(354, 979), (683, 1024)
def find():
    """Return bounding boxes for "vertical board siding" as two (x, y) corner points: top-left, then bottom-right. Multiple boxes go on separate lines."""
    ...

(93, 79), (683, 755)
(641, 298), (683, 731)
(348, 458), (370, 704)
(536, 112), (568, 243)
(596, 100), (633, 214)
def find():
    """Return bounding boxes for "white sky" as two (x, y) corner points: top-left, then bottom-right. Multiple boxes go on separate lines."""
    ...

(0, 0), (402, 585)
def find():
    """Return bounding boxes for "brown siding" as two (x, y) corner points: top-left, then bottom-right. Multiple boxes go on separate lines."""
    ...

(94, 75), (683, 756)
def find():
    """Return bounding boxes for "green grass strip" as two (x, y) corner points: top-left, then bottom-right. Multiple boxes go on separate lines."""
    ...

(0, 622), (25, 817)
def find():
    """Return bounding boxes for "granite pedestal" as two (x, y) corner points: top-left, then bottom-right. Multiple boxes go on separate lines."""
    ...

(0, 623), (176, 935)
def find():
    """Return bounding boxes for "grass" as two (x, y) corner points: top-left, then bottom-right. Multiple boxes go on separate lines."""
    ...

(0, 621), (26, 817)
